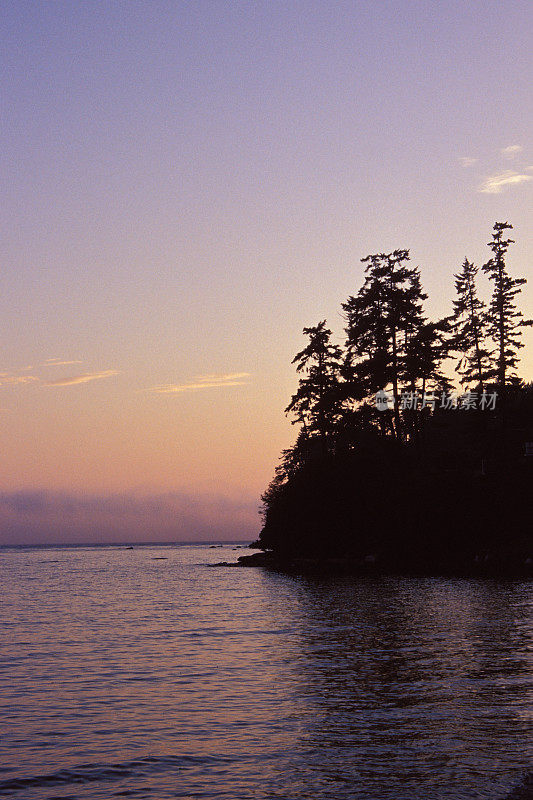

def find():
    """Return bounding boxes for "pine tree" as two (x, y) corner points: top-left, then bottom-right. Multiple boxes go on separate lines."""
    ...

(343, 250), (431, 440)
(285, 321), (343, 453)
(404, 317), (452, 396)
(482, 222), (532, 392)
(342, 267), (389, 399)
(452, 258), (492, 391)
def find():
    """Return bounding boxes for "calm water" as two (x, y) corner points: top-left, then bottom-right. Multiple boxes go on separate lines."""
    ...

(0, 544), (531, 800)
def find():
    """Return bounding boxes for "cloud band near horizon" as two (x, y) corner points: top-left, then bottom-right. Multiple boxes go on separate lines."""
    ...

(0, 489), (259, 545)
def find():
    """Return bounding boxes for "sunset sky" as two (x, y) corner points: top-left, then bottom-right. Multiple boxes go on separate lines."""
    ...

(1, 1), (532, 544)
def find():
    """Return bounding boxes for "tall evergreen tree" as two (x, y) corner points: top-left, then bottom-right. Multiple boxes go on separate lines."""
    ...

(342, 263), (389, 403)
(343, 250), (432, 440)
(285, 321), (343, 453)
(404, 317), (452, 396)
(366, 250), (414, 429)
(482, 222), (532, 391)
(452, 258), (492, 391)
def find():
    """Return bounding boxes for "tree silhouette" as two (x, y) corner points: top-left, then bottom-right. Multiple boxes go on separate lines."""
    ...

(482, 222), (532, 391)
(452, 258), (492, 391)
(258, 221), (533, 576)
(343, 251), (433, 440)
(285, 321), (343, 454)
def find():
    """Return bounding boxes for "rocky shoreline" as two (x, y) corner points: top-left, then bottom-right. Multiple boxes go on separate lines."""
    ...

(212, 550), (533, 580)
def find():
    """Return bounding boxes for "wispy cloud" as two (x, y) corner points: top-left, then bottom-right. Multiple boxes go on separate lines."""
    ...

(150, 372), (250, 394)
(460, 157), (477, 167)
(501, 144), (523, 160)
(45, 370), (120, 387)
(0, 373), (39, 386)
(479, 170), (533, 194)
(43, 358), (83, 367)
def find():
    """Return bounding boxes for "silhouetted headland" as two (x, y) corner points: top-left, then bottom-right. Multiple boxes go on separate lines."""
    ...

(244, 223), (533, 579)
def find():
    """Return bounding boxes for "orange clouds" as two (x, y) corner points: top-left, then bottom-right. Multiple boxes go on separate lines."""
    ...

(0, 366), (120, 388)
(0, 373), (39, 386)
(45, 370), (120, 387)
(149, 372), (250, 394)
(42, 358), (84, 367)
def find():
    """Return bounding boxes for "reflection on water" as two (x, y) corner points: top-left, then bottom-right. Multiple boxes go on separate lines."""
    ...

(288, 578), (532, 799)
(0, 544), (531, 799)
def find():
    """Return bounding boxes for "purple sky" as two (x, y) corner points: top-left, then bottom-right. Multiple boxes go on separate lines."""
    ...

(1, 1), (532, 543)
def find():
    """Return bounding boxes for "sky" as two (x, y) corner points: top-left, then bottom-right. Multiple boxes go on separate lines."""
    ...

(1, 0), (532, 544)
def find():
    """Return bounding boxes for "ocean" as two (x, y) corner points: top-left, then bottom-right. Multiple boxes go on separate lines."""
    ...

(0, 543), (531, 799)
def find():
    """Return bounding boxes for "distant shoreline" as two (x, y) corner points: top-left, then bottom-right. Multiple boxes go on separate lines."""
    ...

(0, 540), (251, 551)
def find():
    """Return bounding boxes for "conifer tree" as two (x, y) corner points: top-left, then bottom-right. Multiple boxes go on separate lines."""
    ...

(343, 250), (430, 440)
(482, 222), (532, 391)
(285, 321), (343, 452)
(404, 317), (452, 396)
(452, 258), (492, 391)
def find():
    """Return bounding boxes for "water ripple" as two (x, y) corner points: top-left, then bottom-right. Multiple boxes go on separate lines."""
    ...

(0, 545), (531, 799)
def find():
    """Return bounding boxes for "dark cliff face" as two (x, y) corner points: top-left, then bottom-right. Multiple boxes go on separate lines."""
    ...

(258, 447), (533, 576)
